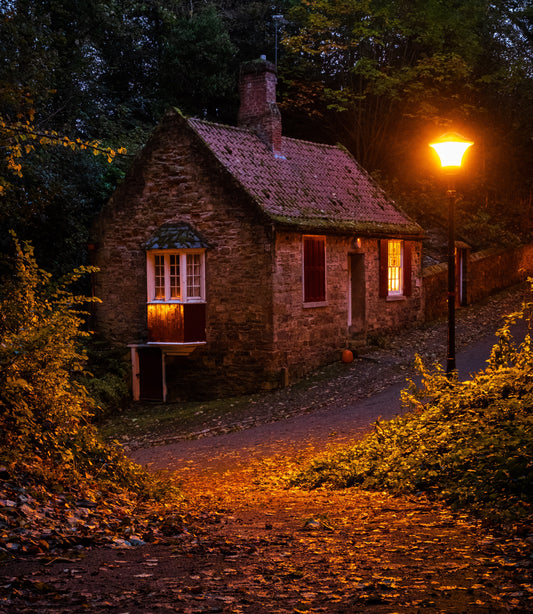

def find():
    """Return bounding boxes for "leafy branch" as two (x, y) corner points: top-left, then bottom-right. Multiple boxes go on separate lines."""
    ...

(0, 112), (127, 193)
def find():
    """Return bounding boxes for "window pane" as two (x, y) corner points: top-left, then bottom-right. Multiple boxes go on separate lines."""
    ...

(169, 254), (180, 299)
(186, 254), (201, 298)
(154, 255), (165, 299)
(388, 240), (402, 294)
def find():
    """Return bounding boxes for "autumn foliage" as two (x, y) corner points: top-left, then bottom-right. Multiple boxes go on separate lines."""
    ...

(0, 237), (176, 502)
(292, 287), (533, 524)
(0, 109), (126, 196)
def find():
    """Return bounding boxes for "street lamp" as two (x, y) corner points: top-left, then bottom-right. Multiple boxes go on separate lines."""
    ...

(429, 132), (474, 375)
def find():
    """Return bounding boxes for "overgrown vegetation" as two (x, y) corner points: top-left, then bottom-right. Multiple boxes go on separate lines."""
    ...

(0, 237), (179, 508)
(82, 338), (131, 422)
(291, 285), (533, 525)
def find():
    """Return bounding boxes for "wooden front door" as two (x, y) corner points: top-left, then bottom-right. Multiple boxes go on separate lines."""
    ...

(138, 347), (163, 401)
(349, 253), (366, 332)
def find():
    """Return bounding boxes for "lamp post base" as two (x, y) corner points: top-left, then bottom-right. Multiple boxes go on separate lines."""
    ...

(446, 357), (456, 375)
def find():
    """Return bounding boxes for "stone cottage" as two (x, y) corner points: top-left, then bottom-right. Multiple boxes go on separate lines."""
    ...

(92, 58), (424, 401)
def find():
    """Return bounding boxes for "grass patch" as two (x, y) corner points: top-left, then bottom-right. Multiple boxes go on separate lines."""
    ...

(99, 394), (264, 442)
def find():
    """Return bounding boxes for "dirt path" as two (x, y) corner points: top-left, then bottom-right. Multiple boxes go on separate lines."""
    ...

(3, 427), (532, 614)
(144, 443), (533, 613)
(2, 448), (532, 613)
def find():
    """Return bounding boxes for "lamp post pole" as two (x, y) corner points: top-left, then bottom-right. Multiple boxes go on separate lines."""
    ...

(273, 15), (284, 68)
(446, 182), (457, 374)
(429, 132), (473, 377)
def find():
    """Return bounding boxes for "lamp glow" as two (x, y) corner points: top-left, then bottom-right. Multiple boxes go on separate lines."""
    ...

(429, 132), (473, 168)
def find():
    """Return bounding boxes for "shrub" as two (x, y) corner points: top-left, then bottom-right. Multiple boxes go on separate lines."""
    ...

(0, 236), (176, 501)
(291, 284), (533, 524)
(81, 338), (130, 421)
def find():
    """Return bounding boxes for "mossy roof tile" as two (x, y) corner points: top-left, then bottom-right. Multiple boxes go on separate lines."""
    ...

(188, 118), (422, 237)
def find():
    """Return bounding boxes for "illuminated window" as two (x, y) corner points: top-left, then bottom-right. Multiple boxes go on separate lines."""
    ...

(380, 239), (412, 298)
(388, 240), (402, 295)
(147, 250), (205, 303)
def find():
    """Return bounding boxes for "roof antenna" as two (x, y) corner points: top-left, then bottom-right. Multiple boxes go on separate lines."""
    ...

(273, 14), (285, 68)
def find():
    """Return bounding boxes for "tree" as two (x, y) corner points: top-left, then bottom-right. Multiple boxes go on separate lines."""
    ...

(279, 0), (533, 246)
(0, 1), (239, 272)
(153, 4), (237, 120)
(282, 0), (533, 188)
(0, 1), (130, 272)
(0, 98), (127, 275)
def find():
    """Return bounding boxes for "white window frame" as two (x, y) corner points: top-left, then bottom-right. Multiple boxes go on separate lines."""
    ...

(147, 249), (206, 304)
(387, 240), (403, 296)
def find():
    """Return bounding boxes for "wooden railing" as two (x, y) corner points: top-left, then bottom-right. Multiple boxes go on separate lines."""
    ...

(147, 303), (206, 343)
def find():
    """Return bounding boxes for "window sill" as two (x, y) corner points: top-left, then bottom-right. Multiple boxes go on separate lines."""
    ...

(303, 300), (328, 308)
(147, 300), (206, 305)
(386, 294), (407, 302)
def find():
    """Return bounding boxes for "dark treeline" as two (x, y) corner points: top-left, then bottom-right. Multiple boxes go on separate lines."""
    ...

(1, 0), (532, 273)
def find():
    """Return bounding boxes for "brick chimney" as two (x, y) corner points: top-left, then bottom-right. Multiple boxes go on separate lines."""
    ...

(238, 57), (282, 155)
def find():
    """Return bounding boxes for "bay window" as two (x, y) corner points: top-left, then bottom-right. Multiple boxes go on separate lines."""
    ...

(147, 250), (205, 303)
(144, 223), (207, 344)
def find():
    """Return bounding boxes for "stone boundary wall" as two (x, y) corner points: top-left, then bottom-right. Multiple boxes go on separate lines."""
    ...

(422, 243), (533, 322)
(422, 262), (448, 322)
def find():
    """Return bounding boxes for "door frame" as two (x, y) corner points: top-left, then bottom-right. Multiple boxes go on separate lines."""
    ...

(348, 252), (366, 332)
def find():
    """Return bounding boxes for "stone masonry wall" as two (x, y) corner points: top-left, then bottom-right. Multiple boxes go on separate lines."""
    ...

(93, 113), (277, 398)
(422, 243), (533, 322)
(271, 233), (424, 384)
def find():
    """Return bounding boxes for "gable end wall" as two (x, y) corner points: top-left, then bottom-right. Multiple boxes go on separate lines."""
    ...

(93, 115), (278, 398)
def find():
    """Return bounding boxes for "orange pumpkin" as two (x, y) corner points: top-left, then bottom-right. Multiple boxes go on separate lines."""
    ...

(342, 349), (353, 363)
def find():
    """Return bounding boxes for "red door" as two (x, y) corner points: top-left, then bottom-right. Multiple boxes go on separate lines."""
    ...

(138, 347), (163, 401)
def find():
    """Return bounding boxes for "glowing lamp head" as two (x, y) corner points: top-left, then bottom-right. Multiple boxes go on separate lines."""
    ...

(429, 132), (473, 169)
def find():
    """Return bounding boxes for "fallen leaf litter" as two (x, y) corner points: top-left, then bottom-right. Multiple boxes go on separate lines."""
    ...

(1, 284), (532, 612)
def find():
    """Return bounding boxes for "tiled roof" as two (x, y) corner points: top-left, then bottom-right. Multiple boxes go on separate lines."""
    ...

(189, 118), (422, 237)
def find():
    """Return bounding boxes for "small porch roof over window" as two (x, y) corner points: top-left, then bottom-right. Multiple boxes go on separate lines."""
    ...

(144, 223), (208, 250)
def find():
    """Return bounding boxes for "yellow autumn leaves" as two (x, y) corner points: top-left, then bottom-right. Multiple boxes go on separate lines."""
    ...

(0, 112), (127, 193)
